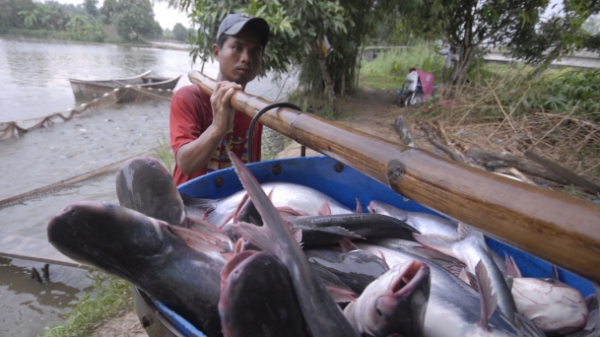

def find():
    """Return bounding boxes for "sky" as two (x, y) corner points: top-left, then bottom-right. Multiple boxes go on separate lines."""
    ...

(49, 0), (191, 30)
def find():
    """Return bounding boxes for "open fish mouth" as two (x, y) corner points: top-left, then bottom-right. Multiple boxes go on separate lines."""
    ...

(392, 260), (429, 298)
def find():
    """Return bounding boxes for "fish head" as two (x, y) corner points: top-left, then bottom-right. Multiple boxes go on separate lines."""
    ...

(116, 157), (185, 226)
(362, 260), (431, 336)
(367, 201), (409, 222)
(47, 201), (169, 274)
(512, 277), (588, 334)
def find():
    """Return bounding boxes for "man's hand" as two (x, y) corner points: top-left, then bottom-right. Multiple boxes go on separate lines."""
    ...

(210, 81), (242, 135)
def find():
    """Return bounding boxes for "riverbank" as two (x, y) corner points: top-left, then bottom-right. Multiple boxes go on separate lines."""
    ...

(0, 31), (189, 51)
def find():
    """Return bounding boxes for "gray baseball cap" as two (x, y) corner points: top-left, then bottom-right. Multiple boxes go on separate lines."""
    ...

(216, 13), (270, 48)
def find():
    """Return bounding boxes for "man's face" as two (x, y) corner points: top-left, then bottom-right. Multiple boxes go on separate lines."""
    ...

(214, 28), (263, 86)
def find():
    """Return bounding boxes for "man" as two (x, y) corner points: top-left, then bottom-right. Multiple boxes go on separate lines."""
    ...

(170, 13), (270, 185)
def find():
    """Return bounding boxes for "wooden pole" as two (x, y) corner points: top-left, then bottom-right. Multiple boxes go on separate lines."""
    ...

(189, 71), (600, 283)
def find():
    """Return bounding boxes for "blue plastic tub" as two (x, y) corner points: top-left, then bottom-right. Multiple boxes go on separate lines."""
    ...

(151, 156), (594, 336)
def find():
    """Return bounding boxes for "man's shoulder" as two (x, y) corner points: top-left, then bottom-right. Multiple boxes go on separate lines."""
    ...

(173, 84), (209, 102)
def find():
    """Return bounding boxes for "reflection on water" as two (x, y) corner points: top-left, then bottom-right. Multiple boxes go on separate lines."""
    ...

(0, 256), (92, 337)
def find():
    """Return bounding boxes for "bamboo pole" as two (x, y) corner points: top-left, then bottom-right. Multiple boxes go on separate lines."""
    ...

(189, 71), (600, 283)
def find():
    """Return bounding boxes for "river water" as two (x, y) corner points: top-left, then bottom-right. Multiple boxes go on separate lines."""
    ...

(0, 36), (297, 337)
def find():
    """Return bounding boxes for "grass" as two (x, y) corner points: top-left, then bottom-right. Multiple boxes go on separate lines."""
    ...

(37, 270), (133, 337)
(359, 43), (446, 91)
(153, 133), (175, 174)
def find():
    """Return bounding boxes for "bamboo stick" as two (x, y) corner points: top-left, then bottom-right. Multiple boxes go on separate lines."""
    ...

(189, 71), (600, 283)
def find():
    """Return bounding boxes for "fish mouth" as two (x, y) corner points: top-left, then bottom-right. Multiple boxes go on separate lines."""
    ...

(392, 260), (430, 297)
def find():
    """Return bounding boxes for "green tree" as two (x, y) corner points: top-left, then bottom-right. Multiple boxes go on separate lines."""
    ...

(395, 0), (600, 84)
(0, 0), (36, 31)
(100, 0), (117, 24)
(508, 0), (600, 78)
(110, 0), (161, 40)
(173, 22), (187, 41)
(84, 0), (99, 17)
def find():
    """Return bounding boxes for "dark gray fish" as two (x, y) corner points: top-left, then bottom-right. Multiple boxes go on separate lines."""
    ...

(228, 152), (359, 337)
(367, 200), (458, 237)
(288, 213), (418, 246)
(305, 249), (389, 294)
(219, 250), (310, 337)
(116, 157), (185, 226)
(47, 201), (224, 337)
(343, 259), (430, 337)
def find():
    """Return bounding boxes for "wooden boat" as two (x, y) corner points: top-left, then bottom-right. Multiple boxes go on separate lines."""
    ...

(132, 156), (594, 337)
(69, 70), (181, 103)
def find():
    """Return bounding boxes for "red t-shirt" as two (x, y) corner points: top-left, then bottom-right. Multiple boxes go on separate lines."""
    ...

(169, 85), (262, 185)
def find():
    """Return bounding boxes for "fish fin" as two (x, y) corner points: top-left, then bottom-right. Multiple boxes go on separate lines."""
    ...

(459, 268), (479, 291)
(297, 225), (365, 240)
(587, 293), (599, 312)
(317, 201), (332, 216)
(512, 313), (546, 337)
(355, 198), (363, 213)
(338, 237), (358, 252)
(167, 225), (229, 253)
(231, 222), (284, 259)
(327, 286), (357, 303)
(413, 245), (462, 263)
(180, 193), (217, 212)
(475, 261), (497, 330)
(413, 232), (459, 257)
(378, 250), (391, 271)
(184, 214), (231, 243)
(220, 250), (258, 288)
(504, 253), (522, 278)
(232, 192), (250, 223)
(221, 252), (235, 262)
(276, 206), (309, 217)
(585, 309), (599, 331)
(291, 227), (303, 247)
(551, 265), (560, 281)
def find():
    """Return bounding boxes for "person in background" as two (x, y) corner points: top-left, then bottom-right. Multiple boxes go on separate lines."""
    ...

(169, 13), (270, 185)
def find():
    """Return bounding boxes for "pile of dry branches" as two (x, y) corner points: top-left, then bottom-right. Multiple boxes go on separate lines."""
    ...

(397, 76), (600, 201)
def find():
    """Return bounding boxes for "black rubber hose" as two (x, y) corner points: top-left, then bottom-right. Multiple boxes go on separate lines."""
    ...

(247, 102), (302, 163)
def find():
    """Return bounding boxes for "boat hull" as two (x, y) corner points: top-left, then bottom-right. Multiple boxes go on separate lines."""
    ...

(69, 71), (181, 103)
(134, 156), (594, 337)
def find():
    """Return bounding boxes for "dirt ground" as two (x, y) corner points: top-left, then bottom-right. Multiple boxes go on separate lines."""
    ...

(88, 86), (599, 336)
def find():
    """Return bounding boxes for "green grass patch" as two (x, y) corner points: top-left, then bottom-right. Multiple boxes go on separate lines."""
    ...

(4, 28), (51, 38)
(37, 270), (133, 337)
(360, 43), (446, 90)
(154, 133), (175, 174)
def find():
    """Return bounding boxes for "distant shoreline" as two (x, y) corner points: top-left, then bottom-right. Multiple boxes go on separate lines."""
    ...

(0, 33), (191, 52)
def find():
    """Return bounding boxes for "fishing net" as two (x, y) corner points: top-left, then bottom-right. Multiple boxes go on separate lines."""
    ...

(0, 86), (173, 141)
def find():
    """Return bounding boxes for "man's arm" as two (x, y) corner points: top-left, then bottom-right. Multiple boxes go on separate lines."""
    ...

(175, 82), (241, 175)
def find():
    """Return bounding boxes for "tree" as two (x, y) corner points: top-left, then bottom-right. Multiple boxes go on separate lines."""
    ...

(100, 0), (117, 24)
(173, 22), (187, 41)
(507, 0), (600, 78)
(110, 0), (161, 40)
(395, 0), (600, 84)
(84, 0), (99, 17)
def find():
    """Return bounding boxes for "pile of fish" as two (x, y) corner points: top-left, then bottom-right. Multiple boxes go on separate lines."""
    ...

(47, 154), (600, 337)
